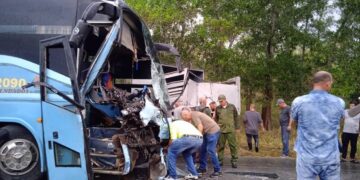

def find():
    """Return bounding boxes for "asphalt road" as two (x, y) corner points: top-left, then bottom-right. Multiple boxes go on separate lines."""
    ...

(177, 156), (360, 180)
(94, 156), (360, 179)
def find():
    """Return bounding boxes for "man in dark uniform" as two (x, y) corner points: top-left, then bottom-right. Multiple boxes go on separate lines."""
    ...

(198, 96), (212, 117)
(215, 95), (240, 168)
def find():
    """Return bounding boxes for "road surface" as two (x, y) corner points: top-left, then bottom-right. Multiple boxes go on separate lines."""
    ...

(177, 156), (360, 180)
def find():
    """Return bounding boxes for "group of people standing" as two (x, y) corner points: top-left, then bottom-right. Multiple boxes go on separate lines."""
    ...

(278, 71), (359, 180)
(166, 95), (239, 179)
(275, 71), (360, 180)
(166, 70), (358, 180)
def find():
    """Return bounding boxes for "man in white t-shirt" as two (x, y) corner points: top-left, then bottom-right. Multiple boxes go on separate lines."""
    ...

(341, 102), (360, 163)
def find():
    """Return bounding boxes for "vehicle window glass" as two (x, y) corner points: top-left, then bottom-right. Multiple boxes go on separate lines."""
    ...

(141, 22), (171, 110)
(54, 142), (81, 167)
(45, 46), (74, 97)
(141, 23), (159, 63)
(47, 47), (71, 77)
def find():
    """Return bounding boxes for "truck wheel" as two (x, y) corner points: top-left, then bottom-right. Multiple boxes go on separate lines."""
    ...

(0, 125), (41, 180)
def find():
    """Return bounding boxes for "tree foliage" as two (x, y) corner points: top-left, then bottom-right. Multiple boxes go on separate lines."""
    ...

(127, 0), (360, 129)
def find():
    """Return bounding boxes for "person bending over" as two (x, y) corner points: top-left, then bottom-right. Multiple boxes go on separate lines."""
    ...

(181, 108), (222, 177)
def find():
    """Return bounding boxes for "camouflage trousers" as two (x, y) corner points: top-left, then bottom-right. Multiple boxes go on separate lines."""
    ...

(217, 132), (238, 164)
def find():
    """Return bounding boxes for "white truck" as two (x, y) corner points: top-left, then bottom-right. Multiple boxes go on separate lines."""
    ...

(164, 67), (241, 113)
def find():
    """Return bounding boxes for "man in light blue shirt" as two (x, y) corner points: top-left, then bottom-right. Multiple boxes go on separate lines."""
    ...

(288, 71), (345, 180)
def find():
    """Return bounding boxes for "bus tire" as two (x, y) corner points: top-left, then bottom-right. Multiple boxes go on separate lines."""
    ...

(0, 125), (42, 180)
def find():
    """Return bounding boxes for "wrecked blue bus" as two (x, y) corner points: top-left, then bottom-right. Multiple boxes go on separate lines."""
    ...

(0, 0), (180, 179)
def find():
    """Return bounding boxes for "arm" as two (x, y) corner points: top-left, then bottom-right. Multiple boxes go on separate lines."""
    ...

(287, 118), (296, 131)
(233, 105), (240, 130)
(288, 98), (299, 131)
(258, 113), (265, 131)
(197, 123), (204, 133)
(287, 108), (293, 131)
(215, 107), (219, 123)
(260, 123), (265, 131)
(287, 108), (297, 131)
(260, 115), (266, 131)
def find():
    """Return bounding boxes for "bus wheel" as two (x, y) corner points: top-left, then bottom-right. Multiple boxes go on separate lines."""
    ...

(0, 125), (41, 180)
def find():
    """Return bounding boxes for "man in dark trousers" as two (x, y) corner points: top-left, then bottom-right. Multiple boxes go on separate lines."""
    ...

(243, 104), (265, 152)
(341, 102), (360, 163)
(277, 98), (291, 157)
(215, 95), (240, 168)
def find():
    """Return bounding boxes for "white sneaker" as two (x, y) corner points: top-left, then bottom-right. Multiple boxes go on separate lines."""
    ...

(184, 174), (199, 180)
(163, 176), (176, 180)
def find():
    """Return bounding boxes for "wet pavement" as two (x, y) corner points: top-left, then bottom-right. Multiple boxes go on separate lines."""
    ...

(177, 156), (360, 180)
(94, 156), (360, 179)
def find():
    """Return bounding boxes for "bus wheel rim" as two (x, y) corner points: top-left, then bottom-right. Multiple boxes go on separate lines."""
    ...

(0, 139), (39, 175)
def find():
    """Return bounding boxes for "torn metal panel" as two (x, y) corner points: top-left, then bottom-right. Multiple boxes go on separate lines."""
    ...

(64, 1), (174, 178)
(154, 43), (182, 72)
(140, 95), (162, 126)
(121, 22), (138, 54)
(79, 20), (121, 101)
(140, 96), (171, 140)
(141, 22), (172, 112)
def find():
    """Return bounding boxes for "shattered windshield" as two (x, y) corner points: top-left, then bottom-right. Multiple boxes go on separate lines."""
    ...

(141, 22), (171, 111)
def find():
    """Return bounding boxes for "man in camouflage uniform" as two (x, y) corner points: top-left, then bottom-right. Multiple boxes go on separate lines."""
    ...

(215, 95), (240, 168)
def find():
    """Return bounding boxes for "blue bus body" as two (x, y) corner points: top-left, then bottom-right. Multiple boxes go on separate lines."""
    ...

(0, 1), (174, 179)
(0, 55), (89, 179)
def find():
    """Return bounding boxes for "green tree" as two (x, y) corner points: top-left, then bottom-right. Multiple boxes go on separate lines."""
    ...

(127, 0), (360, 129)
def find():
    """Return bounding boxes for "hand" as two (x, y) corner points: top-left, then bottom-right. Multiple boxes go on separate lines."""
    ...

(287, 126), (291, 131)
(162, 147), (168, 154)
(262, 128), (266, 132)
(235, 129), (241, 134)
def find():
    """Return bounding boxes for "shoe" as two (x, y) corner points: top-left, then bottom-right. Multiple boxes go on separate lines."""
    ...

(196, 168), (206, 176)
(341, 158), (347, 162)
(248, 143), (252, 151)
(350, 159), (360, 164)
(280, 154), (289, 158)
(210, 171), (223, 178)
(255, 147), (259, 152)
(164, 176), (176, 180)
(184, 174), (198, 180)
(231, 162), (237, 168)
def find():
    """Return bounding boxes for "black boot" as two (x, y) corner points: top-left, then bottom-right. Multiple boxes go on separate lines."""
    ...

(231, 162), (237, 168)
(248, 143), (252, 151)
